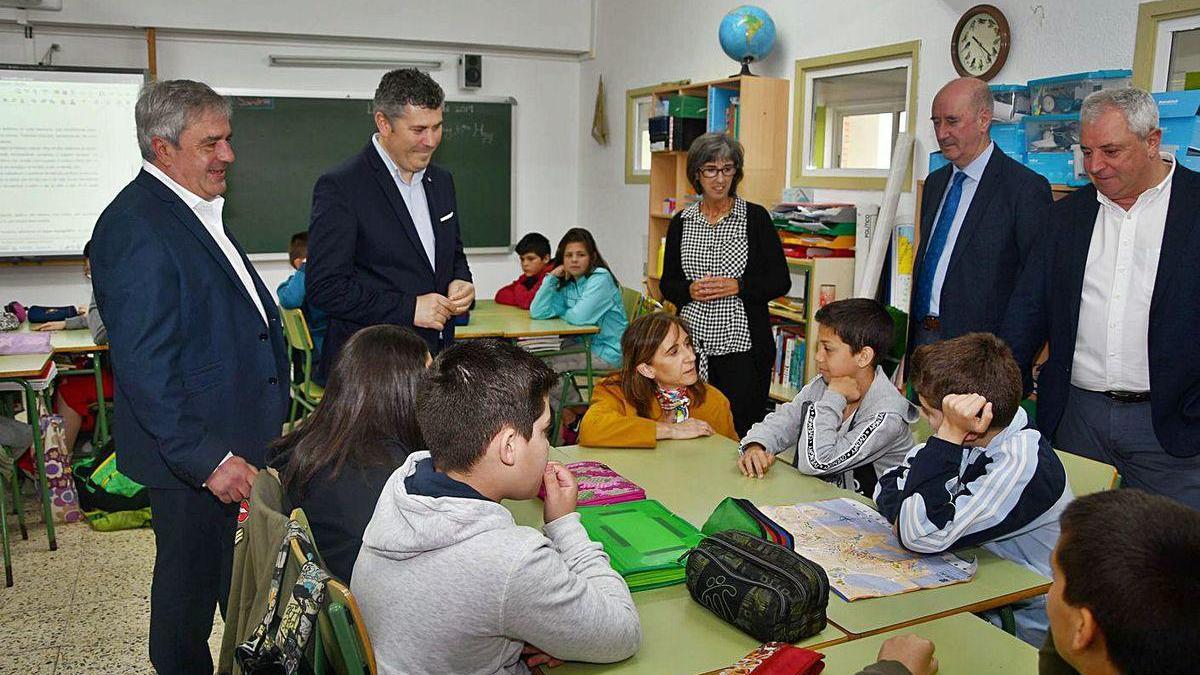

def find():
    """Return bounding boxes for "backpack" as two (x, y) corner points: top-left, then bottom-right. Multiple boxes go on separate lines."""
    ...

(73, 440), (150, 514)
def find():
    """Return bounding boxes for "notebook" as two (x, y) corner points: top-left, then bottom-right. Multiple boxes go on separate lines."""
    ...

(578, 499), (703, 591)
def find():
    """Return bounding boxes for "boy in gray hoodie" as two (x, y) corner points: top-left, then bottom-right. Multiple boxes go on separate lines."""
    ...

(738, 298), (918, 495)
(351, 339), (642, 675)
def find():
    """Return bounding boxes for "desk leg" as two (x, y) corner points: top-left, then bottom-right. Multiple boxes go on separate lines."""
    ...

(583, 335), (594, 394)
(21, 383), (56, 551)
(92, 352), (109, 447)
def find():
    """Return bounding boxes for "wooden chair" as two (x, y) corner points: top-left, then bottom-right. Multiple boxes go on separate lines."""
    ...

(289, 508), (377, 675)
(279, 307), (325, 429)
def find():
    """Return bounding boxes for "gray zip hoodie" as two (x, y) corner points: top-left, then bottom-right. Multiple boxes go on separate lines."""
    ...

(351, 451), (642, 675)
(740, 366), (919, 491)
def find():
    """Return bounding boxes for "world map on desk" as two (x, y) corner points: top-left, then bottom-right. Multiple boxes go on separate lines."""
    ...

(758, 498), (977, 601)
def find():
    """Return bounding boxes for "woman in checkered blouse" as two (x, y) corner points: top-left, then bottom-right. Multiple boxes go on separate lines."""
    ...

(659, 133), (791, 436)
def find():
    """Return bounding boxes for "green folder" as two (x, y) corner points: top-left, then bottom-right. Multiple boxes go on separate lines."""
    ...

(578, 499), (704, 592)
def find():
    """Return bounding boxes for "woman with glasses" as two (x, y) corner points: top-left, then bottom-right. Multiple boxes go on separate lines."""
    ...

(660, 133), (790, 437)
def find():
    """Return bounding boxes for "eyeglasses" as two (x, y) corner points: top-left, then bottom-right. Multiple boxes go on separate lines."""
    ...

(699, 165), (737, 178)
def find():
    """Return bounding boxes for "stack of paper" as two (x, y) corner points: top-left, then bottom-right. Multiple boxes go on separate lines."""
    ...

(516, 336), (563, 353)
(771, 203), (858, 259)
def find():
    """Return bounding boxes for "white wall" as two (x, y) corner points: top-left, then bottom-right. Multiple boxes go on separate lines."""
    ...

(0, 2), (585, 305)
(577, 0), (1144, 288)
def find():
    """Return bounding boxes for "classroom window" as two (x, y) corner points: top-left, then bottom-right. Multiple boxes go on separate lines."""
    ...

(625, 85), (658, 184)
(792, 41), (919, 191)
(1133, 0), (1200, 90)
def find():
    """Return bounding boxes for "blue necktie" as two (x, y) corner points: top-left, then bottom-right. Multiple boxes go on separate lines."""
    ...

(914, 171), (967, 320)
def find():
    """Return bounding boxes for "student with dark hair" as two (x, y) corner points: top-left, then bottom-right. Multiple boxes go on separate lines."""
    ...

(579, 312), (736, 448)
(352, 338), (641, 675)
(1043, 489), (1200, 675)
(277, 230), (328, 362)
(494, 232), (555, 310)
(531, 227), (628, 413)
(875, 332), (1072, 645)
(738, 298), (918, 496)
(267, 324), (429, 582)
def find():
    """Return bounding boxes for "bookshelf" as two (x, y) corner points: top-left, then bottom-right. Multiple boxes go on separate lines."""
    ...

(767, 257), (856, 399)
(643, 75), (790, 299)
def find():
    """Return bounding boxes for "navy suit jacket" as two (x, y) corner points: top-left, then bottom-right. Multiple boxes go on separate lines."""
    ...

(910, 146), (1051, 351)
(91, 170), (291, 489)
(1002, 164), (1200, 458)
(306, 142), (471, 382)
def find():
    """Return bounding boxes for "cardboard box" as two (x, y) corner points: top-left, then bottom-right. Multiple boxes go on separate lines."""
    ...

(1029, 69), (1131, 115)
(1154, 90), (1200, 172)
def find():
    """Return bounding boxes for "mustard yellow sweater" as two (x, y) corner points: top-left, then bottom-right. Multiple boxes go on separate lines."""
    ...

(578, 378), (738, 448)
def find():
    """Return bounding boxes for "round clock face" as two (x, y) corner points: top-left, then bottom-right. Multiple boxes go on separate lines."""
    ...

(957, 12), (1003, 77)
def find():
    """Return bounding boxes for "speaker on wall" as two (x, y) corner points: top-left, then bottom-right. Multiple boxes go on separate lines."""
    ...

(459, 54), (482, 89)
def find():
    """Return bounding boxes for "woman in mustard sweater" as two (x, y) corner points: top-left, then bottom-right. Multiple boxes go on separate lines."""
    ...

(579, 312), (738, 448)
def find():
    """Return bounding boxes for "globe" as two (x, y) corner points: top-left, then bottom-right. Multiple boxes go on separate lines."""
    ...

(718, 5), (777, 76)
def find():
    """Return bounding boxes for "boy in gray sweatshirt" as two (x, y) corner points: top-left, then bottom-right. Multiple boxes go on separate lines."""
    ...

(738, 298), (918, 495)
(351, 339), (641, 675)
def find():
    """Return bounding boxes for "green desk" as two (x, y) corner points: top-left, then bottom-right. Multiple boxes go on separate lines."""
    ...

(817, 613), (1038, 674)
(505, 449), (847, 675)
(459, 300), (601, 339)
(0, 351), (58, 552)
(557, 435), (1051, 639)
(20, 322), (110, 447)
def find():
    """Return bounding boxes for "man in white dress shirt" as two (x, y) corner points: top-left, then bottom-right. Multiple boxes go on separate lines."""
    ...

(91, 80), (290, 672)
(1003, 88), (1200, 509)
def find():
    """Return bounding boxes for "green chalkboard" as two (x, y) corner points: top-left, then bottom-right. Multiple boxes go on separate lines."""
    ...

(223, 96), (513, 254)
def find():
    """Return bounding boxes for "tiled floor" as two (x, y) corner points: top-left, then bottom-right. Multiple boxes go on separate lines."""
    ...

(0, 489), (224, 674)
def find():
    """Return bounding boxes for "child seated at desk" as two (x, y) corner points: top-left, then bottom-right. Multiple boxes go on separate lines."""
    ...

(277, 231), (327, 368)
(267, 324), (428, 583)
(737, 298), (918, 496)
(874, 332), (1072, 646)
(530, 227), (628, 415)
(35, 241), (111, 452)
(352, 339), (641, 674)
(579, 312), (736, 447)
(494, 232), (555, 310)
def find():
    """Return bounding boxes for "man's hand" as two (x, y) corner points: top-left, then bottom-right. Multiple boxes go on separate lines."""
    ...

(447, 279), (475, 315)
(205, 456), (258, 504)
(34, 321), (66, 331)
(689, 277), (739, 302)
(656, 418), (714, 441)
(935, 393), (993, 445)
(876, 635), (938, 675)
(737, 443), (776, 478)
(541, 461), (578, 523)
(414, 293), (458, 330)
(521, 644), (564, 669)
(826, 375), (863, 404)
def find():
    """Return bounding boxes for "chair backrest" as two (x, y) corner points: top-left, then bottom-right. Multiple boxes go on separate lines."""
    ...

(289, 508), (376, 675)
(882, 306), (908, 379)
(620, 286), (642, 322)
(279, 306), (315, 353)
(1054, 449), (1119, 497)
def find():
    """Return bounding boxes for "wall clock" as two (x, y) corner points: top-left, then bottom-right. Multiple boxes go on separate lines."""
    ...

(952, 4), (1011, 81)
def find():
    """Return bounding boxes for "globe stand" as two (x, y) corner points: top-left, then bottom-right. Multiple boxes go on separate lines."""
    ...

(731, 56), (757, 78)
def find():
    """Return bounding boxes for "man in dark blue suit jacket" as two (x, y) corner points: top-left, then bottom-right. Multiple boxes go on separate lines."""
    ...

(1003, 88), (1200, 509)
(910, 78), (1051, 352)
(308, 69), (473, 382)
(91, 80), (290, 673)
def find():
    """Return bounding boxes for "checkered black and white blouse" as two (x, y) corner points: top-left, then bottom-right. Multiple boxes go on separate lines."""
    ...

(677, 197), (752, 377)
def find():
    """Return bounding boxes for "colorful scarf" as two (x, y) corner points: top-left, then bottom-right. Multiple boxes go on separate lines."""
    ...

(655, 386), (691, 423)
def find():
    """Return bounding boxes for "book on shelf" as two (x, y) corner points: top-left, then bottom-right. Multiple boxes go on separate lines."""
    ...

(656, 236), (666, 278)
(770, 320), (806, 388)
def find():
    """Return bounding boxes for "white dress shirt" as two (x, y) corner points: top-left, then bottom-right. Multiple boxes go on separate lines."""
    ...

(372, 134), (437, 270)
(1071, 153), (1175, 392)
(142, 161), (268, 325)
(928, 142), (994, 315)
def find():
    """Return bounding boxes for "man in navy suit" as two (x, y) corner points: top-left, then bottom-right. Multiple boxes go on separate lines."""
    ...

(91, 80), (290, 673)
(307, 68), (473, 382)
(910, 78), (1052, 351)
(1003, 88), (1200, 509)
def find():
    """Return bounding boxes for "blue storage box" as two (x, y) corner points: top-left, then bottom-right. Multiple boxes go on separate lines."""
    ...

(1025, 114), (1081, 155)
(928, 151), (949, 174)
(1029, 69), (1131, 115)
(990, 84), (1030, 121)
(1154, 90), (1200, 172)
(990, 121), (1026, 161)
(1025, 151), (1088, 186)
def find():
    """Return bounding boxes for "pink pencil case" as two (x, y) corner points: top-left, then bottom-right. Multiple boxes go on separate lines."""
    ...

(541, 460), (646, 506)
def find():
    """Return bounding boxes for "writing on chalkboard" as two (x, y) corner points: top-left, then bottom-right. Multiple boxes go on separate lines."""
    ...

(447, 121), (496, 145)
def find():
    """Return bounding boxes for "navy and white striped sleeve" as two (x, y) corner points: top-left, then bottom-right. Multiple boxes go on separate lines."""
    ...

(873, 430), (1046, 554)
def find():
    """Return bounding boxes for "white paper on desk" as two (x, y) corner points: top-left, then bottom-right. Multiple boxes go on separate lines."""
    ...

(758, 498), (977, 601)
